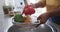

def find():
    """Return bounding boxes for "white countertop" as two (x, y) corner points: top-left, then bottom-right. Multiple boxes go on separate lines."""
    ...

(1, 7), (60, 32)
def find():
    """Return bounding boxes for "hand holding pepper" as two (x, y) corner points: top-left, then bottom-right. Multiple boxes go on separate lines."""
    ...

(23, 5), (35, 15)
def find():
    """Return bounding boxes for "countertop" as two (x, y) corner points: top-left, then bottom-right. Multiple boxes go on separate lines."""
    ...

(0, 7), (60, 32)
(2, 14), (60, 32)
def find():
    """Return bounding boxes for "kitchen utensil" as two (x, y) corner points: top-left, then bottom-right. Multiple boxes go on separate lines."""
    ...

(7, 23), (57, 32)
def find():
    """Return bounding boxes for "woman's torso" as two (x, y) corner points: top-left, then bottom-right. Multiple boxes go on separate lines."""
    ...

(46, 0), (60, 11)
(46, 0), (60, 24)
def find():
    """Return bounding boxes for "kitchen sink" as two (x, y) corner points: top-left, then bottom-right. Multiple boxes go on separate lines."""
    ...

(7, 23), (57, 32)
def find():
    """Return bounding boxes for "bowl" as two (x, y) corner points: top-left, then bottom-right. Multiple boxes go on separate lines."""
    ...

(7, 24), (57, 32)
(12, 16), (40, 27)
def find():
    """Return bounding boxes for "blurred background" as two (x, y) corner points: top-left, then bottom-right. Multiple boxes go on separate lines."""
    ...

(0, 0), (60, 32)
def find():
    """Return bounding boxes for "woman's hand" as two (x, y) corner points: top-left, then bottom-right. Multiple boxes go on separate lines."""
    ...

(36, 12), (50, 27)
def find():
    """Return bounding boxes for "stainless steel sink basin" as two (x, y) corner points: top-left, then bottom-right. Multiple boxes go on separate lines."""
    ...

(7, 24), (57, 32)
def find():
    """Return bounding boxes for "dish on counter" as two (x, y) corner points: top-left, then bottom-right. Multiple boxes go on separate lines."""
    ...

(12, 14), (40, 27)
